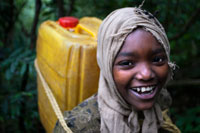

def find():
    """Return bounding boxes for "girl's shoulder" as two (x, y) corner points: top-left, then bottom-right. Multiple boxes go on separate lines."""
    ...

(53, 94), (100, 133)
(53, 94), (180, 133)
(160, 109), (181, 133)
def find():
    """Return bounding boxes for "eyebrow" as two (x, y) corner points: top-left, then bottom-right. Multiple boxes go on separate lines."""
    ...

(152, 48), (165, 54)
(117, 48), (165, 58)
(117, 52), (137, 57)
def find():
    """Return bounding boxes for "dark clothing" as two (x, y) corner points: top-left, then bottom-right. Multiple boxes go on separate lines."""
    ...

(54, 95), (100, 133)
(54, 95), (180, 133)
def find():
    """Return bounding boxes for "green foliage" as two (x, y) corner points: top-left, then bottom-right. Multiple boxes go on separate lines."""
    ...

(72, 0), (141, 19)
(0, 46), (38, 132)
(0, 0), (42, 132)
(39, 0), (57, 21)
(0, 0), (200, 132)
(171, 107), (200, 133)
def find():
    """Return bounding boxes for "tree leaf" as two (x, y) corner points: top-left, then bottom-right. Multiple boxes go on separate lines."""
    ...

(20, 63), (27, 76)
(5, 69), (12, 80)
(10, 60), (19, 73)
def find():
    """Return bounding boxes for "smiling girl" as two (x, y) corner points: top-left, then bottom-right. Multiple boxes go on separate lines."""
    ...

(113, 28), (169, 111)
(54, 7), (180, 133)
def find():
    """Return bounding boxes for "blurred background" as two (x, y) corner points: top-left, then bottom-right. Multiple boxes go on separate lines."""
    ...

(0, 0), (200, 132)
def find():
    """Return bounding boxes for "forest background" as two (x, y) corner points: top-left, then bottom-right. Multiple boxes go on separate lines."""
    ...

(0, 0), (200, 132)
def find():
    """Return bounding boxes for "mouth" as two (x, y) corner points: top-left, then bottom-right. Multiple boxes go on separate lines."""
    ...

(129, 85), (158, 100)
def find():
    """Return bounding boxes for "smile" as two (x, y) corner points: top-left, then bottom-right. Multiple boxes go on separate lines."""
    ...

(131, 86), (156, 94)
(129, 85), (158, 100)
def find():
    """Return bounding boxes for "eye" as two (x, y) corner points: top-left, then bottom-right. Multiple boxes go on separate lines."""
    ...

(152, 56), (166, 65)
(117, 60), (135, 69)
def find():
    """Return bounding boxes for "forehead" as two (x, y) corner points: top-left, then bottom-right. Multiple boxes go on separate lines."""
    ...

(120, 28), (163, 53)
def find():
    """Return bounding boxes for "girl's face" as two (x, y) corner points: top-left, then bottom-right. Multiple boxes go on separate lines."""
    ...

(113, 29), (169, 111)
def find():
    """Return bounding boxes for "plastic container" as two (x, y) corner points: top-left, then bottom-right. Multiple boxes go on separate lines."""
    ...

(36, 17), (102, 132)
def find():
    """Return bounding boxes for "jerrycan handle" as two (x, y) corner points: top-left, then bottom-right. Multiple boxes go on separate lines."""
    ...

(58, 16), (97, 38)
(75, 24), (96, 38)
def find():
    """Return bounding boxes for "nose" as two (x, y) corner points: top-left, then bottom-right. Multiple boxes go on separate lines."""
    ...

(135, 63), (154, 81)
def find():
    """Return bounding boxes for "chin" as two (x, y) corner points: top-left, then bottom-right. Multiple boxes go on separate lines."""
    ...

(133, 101), (155, 111)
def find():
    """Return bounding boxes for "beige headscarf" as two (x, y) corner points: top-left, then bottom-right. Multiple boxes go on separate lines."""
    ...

(97, 7), (176, 133)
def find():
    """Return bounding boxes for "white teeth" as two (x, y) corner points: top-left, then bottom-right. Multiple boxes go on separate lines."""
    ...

(147, 87), (153, 91)
(132, 86), (154, 93)
(141, 87), (145, 92)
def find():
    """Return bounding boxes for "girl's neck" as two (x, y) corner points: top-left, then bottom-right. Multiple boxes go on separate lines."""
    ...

(138, 111), (144, 119)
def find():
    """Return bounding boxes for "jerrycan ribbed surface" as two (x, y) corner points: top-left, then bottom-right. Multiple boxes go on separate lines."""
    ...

(36, 17), (102, 132)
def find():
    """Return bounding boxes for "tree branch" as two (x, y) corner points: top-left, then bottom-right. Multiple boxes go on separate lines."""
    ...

(30, 0), (42, 49)
(66, 0), (76, 16)
(169, 7), (200, 41)
(167, 79), (200, 88)
(4, 0), (27, 46)
(163, 0), (170, 32)
(4, 0), (14, 46)
(174, 0), (180, 15)
(56, 0), (65, 17)
(19, 64), (29, 132)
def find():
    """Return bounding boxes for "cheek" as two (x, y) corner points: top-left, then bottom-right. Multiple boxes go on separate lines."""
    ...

(113, 68), (131, 88)
(156, 64), (169, 83)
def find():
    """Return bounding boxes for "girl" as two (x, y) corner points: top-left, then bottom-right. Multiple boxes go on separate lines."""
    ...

(54, 7), (180, 133)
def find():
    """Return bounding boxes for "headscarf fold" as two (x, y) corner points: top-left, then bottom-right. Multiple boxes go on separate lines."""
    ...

(97, 7), (175, 133)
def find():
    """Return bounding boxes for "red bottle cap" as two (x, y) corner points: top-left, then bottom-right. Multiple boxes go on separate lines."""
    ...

(58, 17), (79, 28)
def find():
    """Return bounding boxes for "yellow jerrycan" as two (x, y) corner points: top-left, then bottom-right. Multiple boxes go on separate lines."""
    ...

(35, 17), (102, 132)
